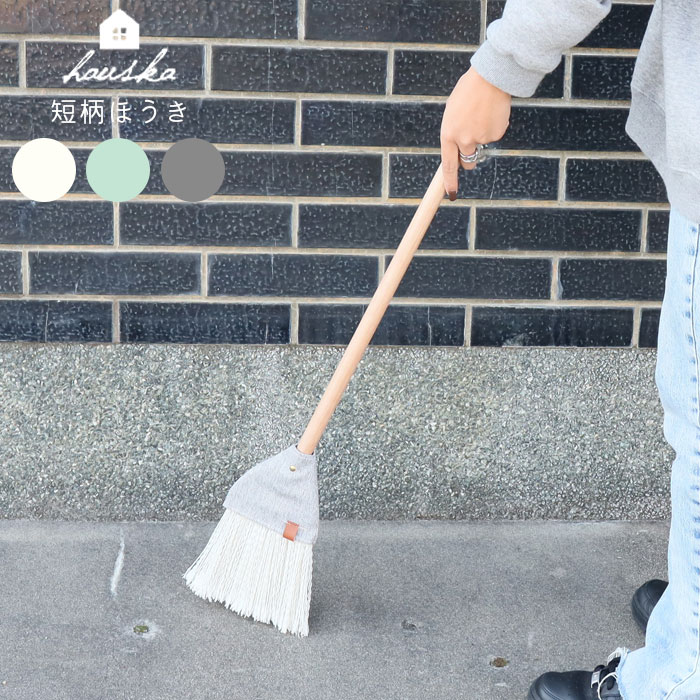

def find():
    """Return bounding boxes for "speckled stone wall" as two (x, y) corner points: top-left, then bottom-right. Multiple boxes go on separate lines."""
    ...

(0, 344), (672, 519)
(0, 0), (663, 349)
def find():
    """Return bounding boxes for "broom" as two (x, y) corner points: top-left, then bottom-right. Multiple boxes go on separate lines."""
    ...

(183, 163), (456, 636)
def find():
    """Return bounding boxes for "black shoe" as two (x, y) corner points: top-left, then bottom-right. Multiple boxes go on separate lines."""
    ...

(631, 578), (668, 633)
(527, 647), (625, 700)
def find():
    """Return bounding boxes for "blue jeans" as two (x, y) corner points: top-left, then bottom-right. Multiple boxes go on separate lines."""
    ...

(617, 207), (700, 699)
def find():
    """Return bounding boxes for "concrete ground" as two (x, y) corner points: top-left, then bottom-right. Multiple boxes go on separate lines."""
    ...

(0, 519), (668, 700)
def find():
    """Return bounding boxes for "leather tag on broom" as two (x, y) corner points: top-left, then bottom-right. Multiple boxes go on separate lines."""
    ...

(283, 521), (299, 541)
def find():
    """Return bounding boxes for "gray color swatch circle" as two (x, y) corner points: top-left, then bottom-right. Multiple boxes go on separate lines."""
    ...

(161, 138), (225, 202)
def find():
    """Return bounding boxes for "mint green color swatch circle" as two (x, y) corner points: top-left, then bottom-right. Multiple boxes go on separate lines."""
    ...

(86, 138), (150, 202)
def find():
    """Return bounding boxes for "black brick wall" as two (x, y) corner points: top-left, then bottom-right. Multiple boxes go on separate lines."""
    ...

(0, 0), (665, 348)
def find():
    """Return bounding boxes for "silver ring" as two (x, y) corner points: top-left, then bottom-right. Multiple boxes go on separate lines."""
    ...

(459, 144), (487, 164)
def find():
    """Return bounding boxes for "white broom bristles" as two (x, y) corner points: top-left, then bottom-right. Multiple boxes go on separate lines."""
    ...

(183, 508), (313, 637)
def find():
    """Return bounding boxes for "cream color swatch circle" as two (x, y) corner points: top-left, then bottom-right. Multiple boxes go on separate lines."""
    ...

(12, 138), (76, 202)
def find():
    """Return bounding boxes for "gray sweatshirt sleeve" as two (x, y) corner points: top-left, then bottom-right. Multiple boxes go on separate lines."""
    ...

(469, 0), (612, 97)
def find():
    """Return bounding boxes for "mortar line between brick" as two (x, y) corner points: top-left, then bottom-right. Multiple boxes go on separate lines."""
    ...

(18, 40), (26, 89)
(5, 34), (646, 52)
(21, 250), (28, 295)
(381, 152), (389, 199)
(291, 302), (299, 343)
(201, 252), (208, 296)
(0, 194), (672, 213)
(112, 299), (120, 342)
(468, 205), (476, 251)
(204, 44), (212, 91)
(0, 192), (665, 203)
(480, 0), (487, 43)
(291, 200), (299, 246)
(561, 156), (571, 203)
(0, 245), (669, 259)
(0, 87), (637, 108)
(557, 155), (566, 201)
(111, 95), (118, 138)
(464, 305), (471, 347)
(113, 202), (119, 246)
(551, 257), (560, 300)
(386, 48), (394, 95)
(632, 306), (641, 347)
(640, 208), (649, 253)
(564, 55), (572, 100)
(294, 98), (302, 145)
(0, 294), (662, 307)
(0, 143), (653, 159)
(297, 0), (306, 40)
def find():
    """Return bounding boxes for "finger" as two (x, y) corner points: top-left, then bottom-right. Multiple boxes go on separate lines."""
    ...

(440, 136), (460, 201)
(457, 141), (479, 171)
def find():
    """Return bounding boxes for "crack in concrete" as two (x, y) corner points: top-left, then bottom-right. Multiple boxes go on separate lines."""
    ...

(110, 529), (125, 598)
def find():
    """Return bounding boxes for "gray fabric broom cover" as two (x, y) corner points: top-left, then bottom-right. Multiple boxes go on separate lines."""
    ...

(223, 443), (320, 545)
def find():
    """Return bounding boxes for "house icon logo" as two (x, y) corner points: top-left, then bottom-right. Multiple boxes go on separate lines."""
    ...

(100, 10), (140, 50)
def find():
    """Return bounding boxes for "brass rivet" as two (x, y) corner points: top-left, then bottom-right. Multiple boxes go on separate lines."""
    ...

(289, 464), (297, 472)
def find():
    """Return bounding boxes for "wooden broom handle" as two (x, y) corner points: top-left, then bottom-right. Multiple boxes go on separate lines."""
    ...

(296, 164), (446, 455)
